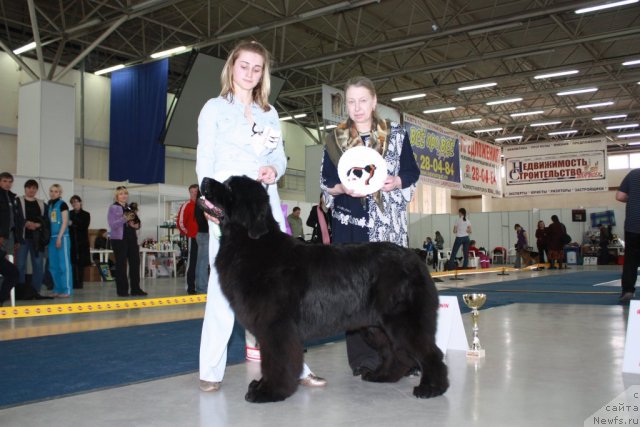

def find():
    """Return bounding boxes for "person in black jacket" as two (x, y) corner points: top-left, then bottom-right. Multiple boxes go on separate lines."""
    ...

(0, 247), (18, 306)
(0, 172), (22, 256)
(69, 195), (91, 289)
(16, 179), (48, 293)
(305, 197), (331, 244)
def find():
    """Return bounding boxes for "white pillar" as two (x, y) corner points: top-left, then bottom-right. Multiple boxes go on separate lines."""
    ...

(17, 80), (75, 182)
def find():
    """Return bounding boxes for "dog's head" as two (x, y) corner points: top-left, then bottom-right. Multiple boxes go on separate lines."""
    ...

(199, 175), (275, 239)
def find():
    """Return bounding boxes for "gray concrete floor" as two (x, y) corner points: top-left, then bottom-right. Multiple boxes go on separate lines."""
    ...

(1, 266), (639, 426)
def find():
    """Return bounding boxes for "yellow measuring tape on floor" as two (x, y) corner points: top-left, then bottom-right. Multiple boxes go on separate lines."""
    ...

(0, 295), (207, 319)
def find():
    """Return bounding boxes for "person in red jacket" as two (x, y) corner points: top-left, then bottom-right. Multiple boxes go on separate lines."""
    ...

(177, 184), (199, 294)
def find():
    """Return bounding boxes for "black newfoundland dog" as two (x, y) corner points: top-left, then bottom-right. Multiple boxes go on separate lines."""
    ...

(199, 176), (448, 403)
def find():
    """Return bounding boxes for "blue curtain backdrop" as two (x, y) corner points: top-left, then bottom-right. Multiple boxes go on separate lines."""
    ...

(109, 59), (167, 183)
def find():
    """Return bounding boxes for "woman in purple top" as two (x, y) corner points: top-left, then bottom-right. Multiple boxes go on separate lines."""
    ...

(107, 186), (146, 297)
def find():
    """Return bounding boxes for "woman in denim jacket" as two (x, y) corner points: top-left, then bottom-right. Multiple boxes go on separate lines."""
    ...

(196, 40), (325, 393)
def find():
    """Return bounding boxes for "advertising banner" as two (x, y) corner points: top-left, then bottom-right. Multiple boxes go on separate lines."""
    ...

(459, 133), (502, 197)
(403, 113), (461, 189)
(502, 137), (607, 197)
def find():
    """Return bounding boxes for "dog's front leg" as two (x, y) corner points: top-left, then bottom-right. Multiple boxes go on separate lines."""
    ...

(244, 321), (304, 403)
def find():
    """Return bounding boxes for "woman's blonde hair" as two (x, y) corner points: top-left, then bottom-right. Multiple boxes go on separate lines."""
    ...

(114, 185), (128, 201)
(220, 40), (272, 112)
(344, 75), (381, 125)
(49, 183), (63, 194)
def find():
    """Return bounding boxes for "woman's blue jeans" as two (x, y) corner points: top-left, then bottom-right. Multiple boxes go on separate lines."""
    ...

(450, 236), (470, 268)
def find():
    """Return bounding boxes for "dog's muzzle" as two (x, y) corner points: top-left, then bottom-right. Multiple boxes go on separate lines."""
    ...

(197, 196), (224, 220)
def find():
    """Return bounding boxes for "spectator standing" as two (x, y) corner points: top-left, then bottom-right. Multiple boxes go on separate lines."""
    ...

(194, 189), (209, 294)
(47, 184), (72, 297)
(69, 195), (91, 289)
(535, 220), (548, 266)
(306, 197), (331, 244)
(287, 206), (305, 241)
(0, 247), (18, 306)
(449, 208), (472, 269)
(0, 172), (21, 256)
(177, 184), (199, 294)
(15, 179), (47, 293)
(597, 223), (610, 266)
(514, 224), (530, 268)
(547, 215), (567, 270)
(108, 186), (146, 297)
(616, 168), (640, 302)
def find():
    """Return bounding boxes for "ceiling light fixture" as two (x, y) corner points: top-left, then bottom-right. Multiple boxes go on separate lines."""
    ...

(622, 59), (640, 66)
(150, 46), (189, 59)
(575, 0), (638, 14)
(458, 82), (497, 91)
(510, 110), (544, 117)
(606, 123), (639, 129)
(616, 133), (640, 138)
(451, 118), (482, 124)
(474, 127), (503, 133)
(319, 125), (337, 130)
(391, 93), (427, 102)
(557, 87), (598, 96)
(530, 121), (562, 127)
(95, 64), (125, 76)
(534, 70), (579, 79)
(423, 107), (456, 114)
(280, 113), (307, 121)
(628, 142), (640, 146)
(576, 101), (614, 109)
(495, 135), (523, 141)
(13, 41), (36, 55)
(592, 114), (628, 120)
(486, 97), (523, 106)
(548, 130), (578, 135)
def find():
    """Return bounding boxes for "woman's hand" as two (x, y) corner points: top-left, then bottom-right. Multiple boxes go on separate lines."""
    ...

(381, 175), (402, 192)
(56, 238), (62, 249)
(257, 166), (277, 185)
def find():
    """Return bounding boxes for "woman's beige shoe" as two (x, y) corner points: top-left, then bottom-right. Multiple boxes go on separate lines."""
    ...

(199, 380), (221, 392)
(298, 373), (327, 387)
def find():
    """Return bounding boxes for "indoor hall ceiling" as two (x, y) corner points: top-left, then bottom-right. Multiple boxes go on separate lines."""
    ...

(1, 0), (640, 152)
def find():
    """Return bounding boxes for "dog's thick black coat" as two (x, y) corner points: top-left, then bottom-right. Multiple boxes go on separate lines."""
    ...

(200, 176), (448, 403)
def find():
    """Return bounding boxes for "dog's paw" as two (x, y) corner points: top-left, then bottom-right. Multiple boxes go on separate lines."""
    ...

(413, 379), (448, 399)
(248, 379), (261, 392)
(360, 368), (392, 383)
(244, 381), (288, 403)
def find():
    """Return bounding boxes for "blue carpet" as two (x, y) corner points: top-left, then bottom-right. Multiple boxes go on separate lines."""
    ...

(0, 319), (343, 409)
(441, 270), (623, 312)
(0, 319), (245, 409)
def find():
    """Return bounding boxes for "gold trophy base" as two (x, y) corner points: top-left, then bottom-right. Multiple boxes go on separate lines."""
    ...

(466, 349), (486, 358)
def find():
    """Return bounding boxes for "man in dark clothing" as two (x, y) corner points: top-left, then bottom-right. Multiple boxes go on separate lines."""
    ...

(0, 172), (22, 257)
(0, 247), (18, 306)
(597, 223), (610, 266)
(616, 168), (640, 302)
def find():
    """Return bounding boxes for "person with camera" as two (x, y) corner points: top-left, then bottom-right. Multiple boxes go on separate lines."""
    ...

(107, 186), (146, 297)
